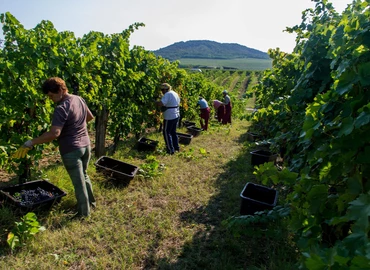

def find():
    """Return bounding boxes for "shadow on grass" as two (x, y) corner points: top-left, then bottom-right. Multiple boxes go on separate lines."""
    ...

(144, 129), (298, 270)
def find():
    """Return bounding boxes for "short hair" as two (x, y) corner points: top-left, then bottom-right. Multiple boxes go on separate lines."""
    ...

(42, 77), (68, 94)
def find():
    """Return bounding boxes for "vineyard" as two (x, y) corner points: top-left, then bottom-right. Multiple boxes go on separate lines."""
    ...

(0, 12), (252, 182)
(240, 0), (370, 268)
(0, 0), (370, 268)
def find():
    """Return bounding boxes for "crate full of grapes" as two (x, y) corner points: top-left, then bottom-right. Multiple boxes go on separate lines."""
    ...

(0, 180), (67, 211)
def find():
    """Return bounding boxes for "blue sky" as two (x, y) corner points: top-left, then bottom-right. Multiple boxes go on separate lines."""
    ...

(0, 0), (353, 53)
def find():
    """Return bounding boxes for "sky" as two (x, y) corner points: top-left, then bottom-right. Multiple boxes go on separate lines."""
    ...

(0, 0), (353, 53)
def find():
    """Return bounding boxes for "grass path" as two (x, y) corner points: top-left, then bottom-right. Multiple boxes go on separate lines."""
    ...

(0, 119), (297, 269)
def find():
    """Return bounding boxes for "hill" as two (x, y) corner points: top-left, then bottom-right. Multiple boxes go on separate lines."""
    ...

(153, 40), (270, 61)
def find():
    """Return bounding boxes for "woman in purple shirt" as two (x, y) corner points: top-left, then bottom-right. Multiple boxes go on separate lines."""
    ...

(22, 77), (96, 218)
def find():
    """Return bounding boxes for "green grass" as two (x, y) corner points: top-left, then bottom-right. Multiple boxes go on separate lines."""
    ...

(178, 58), (272, 71)
(0, 119), (298, 269)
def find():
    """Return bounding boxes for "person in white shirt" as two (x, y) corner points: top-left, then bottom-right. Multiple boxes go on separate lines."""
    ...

(155, 83), (181, 155)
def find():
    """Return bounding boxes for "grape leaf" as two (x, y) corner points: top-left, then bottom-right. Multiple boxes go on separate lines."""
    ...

(337, 117), (354, 137)
(358, 62), (370, 86)
(305, 254), (327, 270)
(347, 194), (370, 220)
(354, 111), (370, 128)
(355, 146), (370, 164)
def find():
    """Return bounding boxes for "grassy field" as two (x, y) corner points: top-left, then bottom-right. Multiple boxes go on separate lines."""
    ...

(178, 58), (272, 71)
(0, 117), (297, 269)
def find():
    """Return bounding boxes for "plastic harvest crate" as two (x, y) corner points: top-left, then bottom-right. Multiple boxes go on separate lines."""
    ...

(250, 149), (277, 166)
(137, 137), (158, 151)
(186, 126), (202, 137)
(240, 182), (278, 215)
(0, 179), (66, 211)
(182, 120), (196, 127)
(246, 132), (261, 142)
(95, 156), (139, 181)
(176, 132), (193, 145)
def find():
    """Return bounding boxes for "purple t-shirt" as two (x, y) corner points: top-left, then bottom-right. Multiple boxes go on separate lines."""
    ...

(52, 95), (90, 155)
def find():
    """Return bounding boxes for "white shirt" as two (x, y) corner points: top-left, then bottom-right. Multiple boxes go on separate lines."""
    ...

(198, 98), (209, 109)
(161, 90), (180, 120)
(224, 95), (231, 105)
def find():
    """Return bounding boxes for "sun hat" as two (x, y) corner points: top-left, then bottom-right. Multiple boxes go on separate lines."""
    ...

(222, 90), (228, 94)
(161, 83), (171, 90)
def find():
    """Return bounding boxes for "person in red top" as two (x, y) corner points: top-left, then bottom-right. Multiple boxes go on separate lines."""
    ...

(222, 90), (232, 124)
(213, 99), (224, 123)
(21, 77), (96, 218)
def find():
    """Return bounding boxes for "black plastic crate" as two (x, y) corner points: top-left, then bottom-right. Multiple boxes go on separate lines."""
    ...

(176, 132), (193, 145)
(240, 182), (278, 215)
(137, 137), (158, 151)
(250, 150), (277, 166)
(95, 156), (139, 182)
(182, 120), (196, 127)
(0, 179), (66, 211)
(186, 126), (202, 137)
(247, 132), (261, 142)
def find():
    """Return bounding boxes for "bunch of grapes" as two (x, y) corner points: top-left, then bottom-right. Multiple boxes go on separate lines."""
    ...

(13, 187), (55, 206)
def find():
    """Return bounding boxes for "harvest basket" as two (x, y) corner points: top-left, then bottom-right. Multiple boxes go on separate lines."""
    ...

(95, 156), (139, 182)
(0, 179), (66, 211)
(137, 137), (158, 151)
(250, 150), (277, 166)
(186, 126), (202, 137)
(240, 182), (278, 215)
(246, 132), (261, 142)
(176, 132), (193, 145)
(182, 120), (196, 127)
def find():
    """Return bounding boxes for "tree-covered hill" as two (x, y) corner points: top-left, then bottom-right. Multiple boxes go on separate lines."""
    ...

(153, 40), (270, 60)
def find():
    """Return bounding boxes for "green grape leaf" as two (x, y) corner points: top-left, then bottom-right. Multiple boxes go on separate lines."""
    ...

(354, 111), (370, 128)
(334, 69), (358, 96)
(347, 175), (363, 195)
(351, 256), (370, 269)
(306, 185), (327, 213)
(358, 62), (370, 86)
(355, 146), (370, 164)
(337, 117), (354, 137)
(347, 194), (370, 220)
(334, 255), (350, 266)
(305, 254), (327, 270)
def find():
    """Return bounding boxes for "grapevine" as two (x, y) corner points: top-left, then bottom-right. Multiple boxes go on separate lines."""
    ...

(250, 0), (370, 268)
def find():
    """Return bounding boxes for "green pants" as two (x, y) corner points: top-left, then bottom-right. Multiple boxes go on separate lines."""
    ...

(62, 146), (96, 216)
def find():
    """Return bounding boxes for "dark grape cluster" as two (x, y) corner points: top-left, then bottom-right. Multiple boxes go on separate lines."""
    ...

(13, 187), (56, 206)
